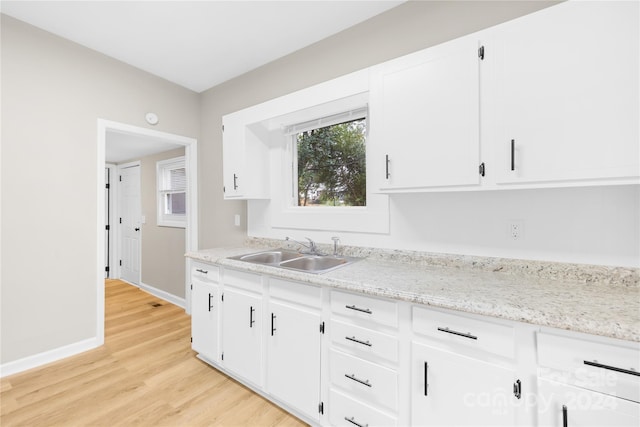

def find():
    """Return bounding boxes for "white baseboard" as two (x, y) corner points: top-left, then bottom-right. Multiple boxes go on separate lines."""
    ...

(139, 281), (186, 309)
(0, 337), (100, 378)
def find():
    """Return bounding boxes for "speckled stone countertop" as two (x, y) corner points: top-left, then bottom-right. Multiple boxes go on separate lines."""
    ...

(186, 240), (640, 342)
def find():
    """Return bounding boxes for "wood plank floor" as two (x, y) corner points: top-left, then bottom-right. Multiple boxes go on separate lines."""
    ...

(1, 279), (308, 426)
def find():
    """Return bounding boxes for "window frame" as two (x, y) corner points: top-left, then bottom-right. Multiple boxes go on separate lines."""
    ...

(156, 156), (187, 228)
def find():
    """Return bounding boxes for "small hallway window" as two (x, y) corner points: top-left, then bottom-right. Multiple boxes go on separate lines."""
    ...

(157, 156), (186, 227)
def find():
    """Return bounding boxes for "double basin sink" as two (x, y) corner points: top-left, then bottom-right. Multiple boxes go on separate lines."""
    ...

(228, 249), (359, 274)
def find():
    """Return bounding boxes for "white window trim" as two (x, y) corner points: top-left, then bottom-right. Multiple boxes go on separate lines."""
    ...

(157, 156), (187, 228)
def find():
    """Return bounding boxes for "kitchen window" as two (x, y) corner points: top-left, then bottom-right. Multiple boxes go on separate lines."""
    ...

(157, 156), (186, 228)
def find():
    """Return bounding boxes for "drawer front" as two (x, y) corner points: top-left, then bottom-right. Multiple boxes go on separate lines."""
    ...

(330, 349), (398, 411)
(330, 319), (399, 363)
(269, 277), (321, 309)
(331, 290), (398, 328)
(413, 306), (515, 358)
(223, 268), (262, 292)
(329, 388), (397, 427)
(192, 262), (219, 282)
(537, 332), (640, 403)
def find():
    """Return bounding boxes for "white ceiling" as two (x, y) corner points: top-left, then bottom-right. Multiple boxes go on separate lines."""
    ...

(1, 0), (404, 93)
(105, 130), (184, 163)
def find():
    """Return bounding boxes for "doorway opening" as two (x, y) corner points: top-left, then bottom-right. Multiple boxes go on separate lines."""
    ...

(97, 119), (198, 346)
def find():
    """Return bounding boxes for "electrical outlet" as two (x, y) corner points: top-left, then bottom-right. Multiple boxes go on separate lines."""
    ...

(509, 221), (524, 240)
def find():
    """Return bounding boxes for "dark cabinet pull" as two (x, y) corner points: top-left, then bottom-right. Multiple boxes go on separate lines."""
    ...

(345, 373), (372, 387)
(385, 154), (390, 179)
(271, 313), (276, 336)
(584, 360), (640, 377)
(424, 361), (429, 396)
(249, 306), (255, 328)
(345, 336), (372, 347)
(233, 173), (238, 190)
(437, 327), (477, 340)
(562, 405), (568, 427)
(344, 416), (367, 427)
(513, 379), (522, 399)
(510, 139), (515, 171)
(196, 268), (208, 274)
(208, 293), (213, 312)
(345, 304), (372, 314)
(134, 227), (140, 231)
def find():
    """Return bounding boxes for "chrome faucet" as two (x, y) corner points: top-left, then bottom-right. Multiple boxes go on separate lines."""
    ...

(285, 236), (323, 255)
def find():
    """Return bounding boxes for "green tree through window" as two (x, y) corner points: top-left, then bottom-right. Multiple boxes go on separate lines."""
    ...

(296, 118), (366, 207)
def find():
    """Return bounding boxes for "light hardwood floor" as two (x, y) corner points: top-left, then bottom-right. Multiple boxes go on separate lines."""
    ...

(1, 279), (308, 426)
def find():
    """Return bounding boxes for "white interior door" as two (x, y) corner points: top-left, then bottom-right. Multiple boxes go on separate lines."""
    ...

(120, 164), (141, 285)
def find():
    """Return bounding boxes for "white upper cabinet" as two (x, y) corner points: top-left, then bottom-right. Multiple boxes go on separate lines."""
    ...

(222, 112), (270, 199)
(488, 0), (639, 186)
(369, 34), (483, 191)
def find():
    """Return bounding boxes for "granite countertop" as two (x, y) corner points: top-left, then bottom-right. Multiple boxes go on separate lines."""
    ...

(186, 243), (640, 343)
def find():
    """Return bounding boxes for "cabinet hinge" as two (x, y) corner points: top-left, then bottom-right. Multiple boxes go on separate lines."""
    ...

(318, 402), (324, 414)
(119, 175), (122, 182)
(479, 162), (485, 177)
(513, 379), (522, 399)
(105, 266), (109, 272)
(105, 224), (110, 231)
(221, 293), (224, 302)
(478, 45), (485, 60)
(319, 321), (325, 334)
(223, 186), (226, 193)
(190, 284), (193, 290)
(105, 183), (110, 189)
(221, 352), (224, 361)
(119, 217), (122, 224)
(119, 260), (122, 266)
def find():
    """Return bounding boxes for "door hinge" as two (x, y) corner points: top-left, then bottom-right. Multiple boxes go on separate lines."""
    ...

(190, 337), (193, 343)
(222, 124), (225, 132)
(190, 284), (193, 290)
(479, 162), (485, 177)
(223, 186), (225, 193)
(318, 402), (324, 414)
(319, 321), (325, 334)
(105, 183), (110, 189)
(513, 379), (522, 399)
(478, 45), (485, 60)
(119, 260), (122, 266)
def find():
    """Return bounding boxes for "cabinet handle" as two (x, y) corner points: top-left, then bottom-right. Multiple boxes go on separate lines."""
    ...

(233, 173), (238, 190)
(345, 373), (372, 388)
(208, 293), (213, 312)
(510, 139), (515, 171)
(344, 416), (367, 427)
(385, 154), (390, 179)
(583, 360), (640, 377)
(196, 268), (208, 274)
(345, 304), (372, 314)
(562, 405), (568, 427)
(424, 361), (429, 396)
(513, 379), (522, 399)
(249, 306), (255, 328)
(271, 313), (276, 336)
(437, 327), (477, 340)
(345, 336), (372, 347)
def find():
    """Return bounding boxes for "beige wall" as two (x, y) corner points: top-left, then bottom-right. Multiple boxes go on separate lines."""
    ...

(138, 148), (186, 298)
(1, 15), (199, 364)
(198, 0), (557, 249)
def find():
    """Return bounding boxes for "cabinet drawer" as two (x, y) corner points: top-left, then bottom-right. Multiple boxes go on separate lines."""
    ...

(331, 290), (398, 328)
(330, 319), (399, 363)
(329, 388), (397, 427)
(413, 306), (515, 359)
(537, 332), (640, 403)
(223, 268), (261, 292)
(191, 262), (219, 282)
(269, 277), (321, 309)
(329, 349), (398, 411)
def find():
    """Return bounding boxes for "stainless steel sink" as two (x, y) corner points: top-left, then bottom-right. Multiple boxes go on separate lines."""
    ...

(228, 249), (359, 274)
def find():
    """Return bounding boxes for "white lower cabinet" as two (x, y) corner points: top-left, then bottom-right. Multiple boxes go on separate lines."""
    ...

(329, 388), (397, 427)
(191, 278), (220, 362)
(411, 341), (517, 426)
(266, 279), (322, 422)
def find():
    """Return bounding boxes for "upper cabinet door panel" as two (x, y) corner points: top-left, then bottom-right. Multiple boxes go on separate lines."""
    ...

(492, 1), (639, 185)
(370, 34), (481, 190)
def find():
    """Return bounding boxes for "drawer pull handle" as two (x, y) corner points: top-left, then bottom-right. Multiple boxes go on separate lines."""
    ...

(385, 154), (391, 179)
(437, 327), (477, 340)
(345, 373), (372, 388)
(249, 306), (255, 328)
(513, 379), (522, 399)
(510, 139), (516, 171)
(208, 293), (213, 312)
(583, 360), (640, 377)
(345, 416), (368, 427)
(196, 268), (208, 274)
(424, 361), (428, 396)
(562, 405), (568, 427)
(345, 336), (372, 347)
(345, 304), (372, 314)
(271, 313), (276, 336)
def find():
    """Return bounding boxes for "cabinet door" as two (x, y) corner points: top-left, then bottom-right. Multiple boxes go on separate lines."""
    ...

(411, 342), (517, 426)
(491, 1), (639, 185)
(222, 114), (245, 198)
(191, 279), (219, 362)
(538, 378), (640, 427)
(267, 300), (321, 421)
(370, 34), (481, 191)
(222, 288), (262, 386)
